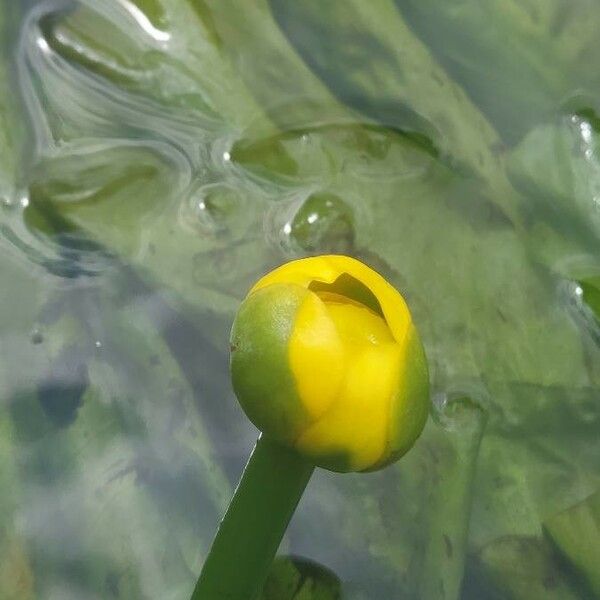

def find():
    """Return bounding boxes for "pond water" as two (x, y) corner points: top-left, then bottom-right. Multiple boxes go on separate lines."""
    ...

(1, 1), (600, 599)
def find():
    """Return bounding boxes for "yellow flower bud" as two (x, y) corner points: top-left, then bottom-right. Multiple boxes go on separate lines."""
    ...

(230, 255), (429, 472)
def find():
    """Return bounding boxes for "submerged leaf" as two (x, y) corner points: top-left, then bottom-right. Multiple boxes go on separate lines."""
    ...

(269, 0), (522, 221)
(397, 0), (600, 144)
(544, 490), (600, 597)
(471, 536), (582, 600)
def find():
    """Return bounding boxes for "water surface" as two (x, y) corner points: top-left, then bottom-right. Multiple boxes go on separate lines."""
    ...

(1, 1), (599, 598)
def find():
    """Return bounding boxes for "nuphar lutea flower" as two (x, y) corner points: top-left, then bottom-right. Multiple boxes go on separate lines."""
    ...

(230, 255), (429, 472)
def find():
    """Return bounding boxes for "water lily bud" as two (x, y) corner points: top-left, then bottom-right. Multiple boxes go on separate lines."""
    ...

(230, 255), (429, 472)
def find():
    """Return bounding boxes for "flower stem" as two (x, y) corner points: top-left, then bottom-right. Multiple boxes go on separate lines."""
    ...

(190, 435), (315, 600)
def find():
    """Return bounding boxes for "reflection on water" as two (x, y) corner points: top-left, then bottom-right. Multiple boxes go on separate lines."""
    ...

(1, 0), (599, 599)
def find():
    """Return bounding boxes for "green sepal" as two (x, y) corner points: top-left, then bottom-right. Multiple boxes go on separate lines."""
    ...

(230, 283), (308, 443)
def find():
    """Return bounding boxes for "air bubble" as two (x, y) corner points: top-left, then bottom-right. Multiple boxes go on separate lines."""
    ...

(432, 388), (488, 433)
(282, 192), (355, 255)
(575, 277), (600, 321)
(1, 195), (15, 211)
(184, 183), (250, 241)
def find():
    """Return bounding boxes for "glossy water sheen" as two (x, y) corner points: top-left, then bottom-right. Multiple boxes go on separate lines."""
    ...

(0, 1), (599, 599)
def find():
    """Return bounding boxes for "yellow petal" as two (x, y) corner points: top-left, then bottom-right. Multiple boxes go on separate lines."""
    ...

(251, 255), (411, 345)
(288, 290), (345, 422)
(295, 342), (402, 472)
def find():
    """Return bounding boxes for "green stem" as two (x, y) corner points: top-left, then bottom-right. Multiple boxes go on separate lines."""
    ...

(191, 435), (315, 600)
